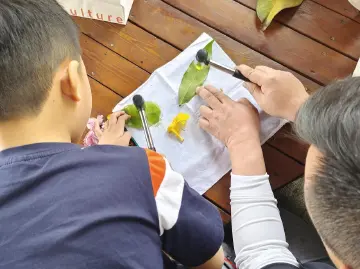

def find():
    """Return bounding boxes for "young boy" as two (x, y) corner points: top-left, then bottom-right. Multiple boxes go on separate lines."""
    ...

(0, 1), (224, 268)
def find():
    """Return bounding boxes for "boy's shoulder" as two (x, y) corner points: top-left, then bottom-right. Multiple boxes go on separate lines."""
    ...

(0, 143), (154, 196)
(75, 145), (153, 182)
(80, 144), (148, 163)
(79, 145), (157, 176)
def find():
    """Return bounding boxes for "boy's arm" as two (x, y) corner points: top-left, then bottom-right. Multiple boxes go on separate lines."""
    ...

(145, 150), (224, 269)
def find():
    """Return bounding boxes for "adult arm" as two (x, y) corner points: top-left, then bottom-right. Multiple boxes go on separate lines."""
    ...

(196, 70), (309, 269)
(227, 65), (312, 269)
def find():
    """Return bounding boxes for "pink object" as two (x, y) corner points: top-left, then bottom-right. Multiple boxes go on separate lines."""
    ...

(83, 115), (105, 147)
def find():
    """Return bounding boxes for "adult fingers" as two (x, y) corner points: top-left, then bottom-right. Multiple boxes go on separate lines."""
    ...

(196, 86), (222, 109)
(237, 98), (252, 106)
(199, 105), (213, 120)
(244, 82), (263, 104)
(255, 65), (275, 73)
(199, 117), (211, 132)
(238, 65), (266, 86)
(237, 98), (259, 114)
(204, 85), (231, 104)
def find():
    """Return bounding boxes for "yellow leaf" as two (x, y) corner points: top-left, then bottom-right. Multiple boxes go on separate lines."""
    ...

(256, 0), (304, 30)
(167, 113), (190, 143)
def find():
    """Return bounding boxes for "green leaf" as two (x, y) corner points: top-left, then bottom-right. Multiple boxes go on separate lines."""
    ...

(256, 0), (304, 30)
(123, 102), (161, 129)
(178, 40), (215, 105)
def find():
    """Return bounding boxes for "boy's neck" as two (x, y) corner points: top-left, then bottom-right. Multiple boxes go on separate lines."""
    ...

(0, 117), (72, 151)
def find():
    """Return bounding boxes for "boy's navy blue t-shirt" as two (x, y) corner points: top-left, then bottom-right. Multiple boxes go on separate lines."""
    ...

(0, 143), (224, 269)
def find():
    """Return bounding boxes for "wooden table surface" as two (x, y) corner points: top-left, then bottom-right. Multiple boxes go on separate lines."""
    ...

(74, 0), (360, 223)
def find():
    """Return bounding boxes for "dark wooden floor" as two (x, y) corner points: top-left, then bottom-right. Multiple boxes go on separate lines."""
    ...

(75, 0), (360, 223)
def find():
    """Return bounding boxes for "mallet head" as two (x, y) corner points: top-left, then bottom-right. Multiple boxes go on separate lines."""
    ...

(194, 49), (210, 70)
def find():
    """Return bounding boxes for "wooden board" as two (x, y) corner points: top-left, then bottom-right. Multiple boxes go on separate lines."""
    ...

(162, 0), (357, 84)
(81, 34), (149, 97)
(267, 124), (309, 165)
(75, 18), (179, 73)
(216, 205), (231, 224)
(89, 78), (122, 117)
(236, 0), (360, 60)
(130, 0), (320, 91)
(312, 0), (360, 23)
(77, 14), (319, 92)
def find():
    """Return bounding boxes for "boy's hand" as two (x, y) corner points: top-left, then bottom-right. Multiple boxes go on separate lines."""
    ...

(98, 112), (132, 147)
(238, 65), (309, 122)
(196, 85), (260, 151)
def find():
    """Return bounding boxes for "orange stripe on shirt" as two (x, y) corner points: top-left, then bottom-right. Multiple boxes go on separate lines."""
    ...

(145, 149), (166, 196)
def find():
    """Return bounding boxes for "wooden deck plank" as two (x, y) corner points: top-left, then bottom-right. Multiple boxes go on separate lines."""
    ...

(81, 78), (122, 143)
(78, 14), (318, 91)
(75, 18), (179, 73)
(162, 0), (357, 84)
(217, 206), (231, 224)
(130, 0), (320, 91)
(205, 144), (305, 213)
(311, 0), (360, 23)
(81, 34), (149, 97)
(89, 78), (122, 117)
(267, 124), (309, 164)
(236, 0), (360, 60)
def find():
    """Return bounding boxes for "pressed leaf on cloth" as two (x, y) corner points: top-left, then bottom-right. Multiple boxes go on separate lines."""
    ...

(123, 102), (161, 129)
(257, 0), (304, 30)
(178, 40), (214, 105)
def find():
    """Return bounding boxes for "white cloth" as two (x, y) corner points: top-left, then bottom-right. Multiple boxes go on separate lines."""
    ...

(113, 33), (287, 194)
(231, 174), (298, 269)
(349, 0), (360, 10)
(354, 58), (360, 77)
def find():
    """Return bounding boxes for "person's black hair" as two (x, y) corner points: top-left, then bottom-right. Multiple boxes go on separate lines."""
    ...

(0, 0), (81, 120)
(295, 77), (360, 269)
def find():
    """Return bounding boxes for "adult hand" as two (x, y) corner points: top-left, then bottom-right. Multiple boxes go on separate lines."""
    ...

(238, 65), (309, 121)
(197, 85), (266, 176)
(98, 112), (132, 147)
(196, 85), (260, 151)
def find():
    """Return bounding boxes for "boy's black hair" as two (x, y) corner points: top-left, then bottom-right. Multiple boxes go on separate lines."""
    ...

(0, 0), (81, 121)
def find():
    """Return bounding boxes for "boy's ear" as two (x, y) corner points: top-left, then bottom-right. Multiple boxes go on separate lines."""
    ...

(60, 60), (81, 102)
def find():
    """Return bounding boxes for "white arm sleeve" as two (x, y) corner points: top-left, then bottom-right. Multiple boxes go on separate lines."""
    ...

(231, 173), (299, 269)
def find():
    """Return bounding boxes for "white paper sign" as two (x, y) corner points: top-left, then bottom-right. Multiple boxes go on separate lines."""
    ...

(57, 0), (134, 25)
(113, 33), (287, 194)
